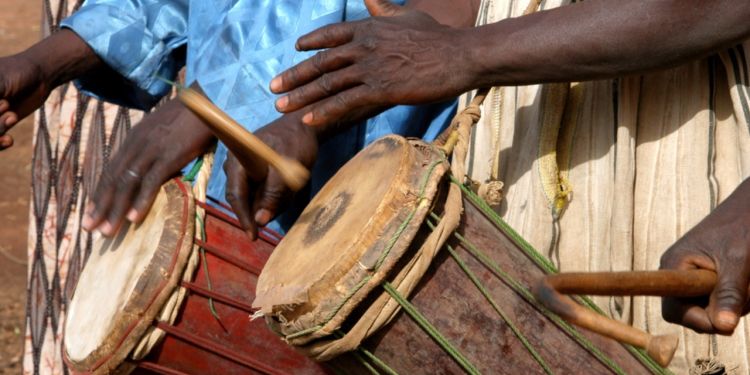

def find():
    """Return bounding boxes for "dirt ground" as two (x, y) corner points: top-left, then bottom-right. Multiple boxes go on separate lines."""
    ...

(0, 0), (41, 373)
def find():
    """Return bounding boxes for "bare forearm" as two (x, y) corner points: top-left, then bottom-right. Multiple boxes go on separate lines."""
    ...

(23, 29), (103, 88)
(464, 0), (750, 87)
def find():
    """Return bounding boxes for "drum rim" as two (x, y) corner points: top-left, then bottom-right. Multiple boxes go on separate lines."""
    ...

(62, 178), (195, 374)
(256, 136), (449, 343)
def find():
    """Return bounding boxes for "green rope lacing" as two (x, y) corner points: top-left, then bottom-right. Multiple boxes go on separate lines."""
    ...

(182, 158), (204, 183)
(450, 178), (671, 375)
(196, 214), (220, 321)
(447, 220), (626, 374)
(284, 158), (446, 340)
(351, 351), (381, 375)
(425, 216), (553, 375)
(356, 346), (399, 375)
(182, 158), (221, 322)
(334, 331), (400, 375)
(381, 282), (480, 375)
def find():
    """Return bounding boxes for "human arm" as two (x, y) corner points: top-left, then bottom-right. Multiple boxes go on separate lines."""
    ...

(271, 0), (750, 126)
(0, 29), (103, 148)
(660, 178), (750, 335)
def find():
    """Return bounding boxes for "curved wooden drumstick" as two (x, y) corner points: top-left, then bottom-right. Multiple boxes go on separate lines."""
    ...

(532, 270), (716, 368)
(178, 88), (310, 191)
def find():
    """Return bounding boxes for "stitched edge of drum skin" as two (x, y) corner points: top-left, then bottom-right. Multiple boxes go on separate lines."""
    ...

(263, 138), (448, 345)
(62, 179), (195, 374)
(254, 136), (420, 318)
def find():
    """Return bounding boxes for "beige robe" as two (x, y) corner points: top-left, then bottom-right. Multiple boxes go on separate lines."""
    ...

(467, 1), (750, 373)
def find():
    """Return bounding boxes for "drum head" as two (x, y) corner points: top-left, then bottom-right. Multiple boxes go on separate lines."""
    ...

(254, 136), (447, 341)
(64, 179), (195, 373)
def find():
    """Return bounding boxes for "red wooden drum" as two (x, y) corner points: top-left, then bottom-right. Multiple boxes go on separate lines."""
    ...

(253, 136), (670, 375)
(63, 178), (327, 375)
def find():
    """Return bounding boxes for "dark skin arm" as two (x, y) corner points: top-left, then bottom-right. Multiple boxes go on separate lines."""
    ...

(271, 0), (750, 334)
(0, 29), (102, 148)
(271, 0), (750, 126)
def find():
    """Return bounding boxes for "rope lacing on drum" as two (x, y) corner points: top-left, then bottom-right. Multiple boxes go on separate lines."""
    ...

(183, 157), (222, 323)
(425, 214), (553, 375)
(453, 178), (671, 375)
(340, 178), (672, 375)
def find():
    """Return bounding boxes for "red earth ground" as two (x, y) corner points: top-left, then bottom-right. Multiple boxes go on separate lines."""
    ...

(0, 0), (41, 373)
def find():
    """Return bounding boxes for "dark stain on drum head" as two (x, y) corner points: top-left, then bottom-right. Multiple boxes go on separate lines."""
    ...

(300, 191), (352, 246)
(363, 136), (400, 160)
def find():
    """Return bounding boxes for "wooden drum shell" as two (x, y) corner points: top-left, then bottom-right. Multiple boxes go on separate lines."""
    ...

(330, 192), (654, 375)
(132, 202), (328, 375)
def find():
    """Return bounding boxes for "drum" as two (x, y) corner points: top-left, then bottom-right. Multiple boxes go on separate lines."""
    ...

(253, 135), (669, 374)
(63, 172), (327, 374)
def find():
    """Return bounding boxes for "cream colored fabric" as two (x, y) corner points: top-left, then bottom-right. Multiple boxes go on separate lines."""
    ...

(467, 1), (750, 373)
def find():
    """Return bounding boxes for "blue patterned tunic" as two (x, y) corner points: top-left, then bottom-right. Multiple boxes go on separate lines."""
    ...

(62, 0), (455, 231)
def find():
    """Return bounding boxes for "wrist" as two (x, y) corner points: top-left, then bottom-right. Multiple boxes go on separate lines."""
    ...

(454, 26), (502, 91)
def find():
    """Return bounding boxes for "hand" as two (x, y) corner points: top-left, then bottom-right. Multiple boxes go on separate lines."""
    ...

(660, 178), (750, 335)
(270, 0), (476, 127)
(82, 98), (215, 236)
(0, 29), (102, 149)
(224, 112), (317, 239)
(0, 54), (51, 149)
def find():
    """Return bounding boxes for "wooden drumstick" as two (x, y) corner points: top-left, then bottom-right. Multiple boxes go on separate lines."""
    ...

(178, 88), (310, 191)
(532, 269), (717, 368)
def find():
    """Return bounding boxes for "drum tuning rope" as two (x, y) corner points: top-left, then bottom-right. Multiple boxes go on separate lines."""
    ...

(425, 215), (553, 375)
(183, 154), (224, 326)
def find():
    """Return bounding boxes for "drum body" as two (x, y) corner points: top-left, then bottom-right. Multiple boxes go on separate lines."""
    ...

(332, 194), (653, 374)
(135, 200), (326, 375)
(255, 136), (664, 374)
(64, 179), (326, 375)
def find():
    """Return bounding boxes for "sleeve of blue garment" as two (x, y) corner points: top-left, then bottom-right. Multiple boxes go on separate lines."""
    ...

(60, 0), (189, 109)
(183, 0), (457, 235)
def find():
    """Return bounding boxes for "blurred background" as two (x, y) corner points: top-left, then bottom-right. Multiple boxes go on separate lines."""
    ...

(0, 0), (40, 373)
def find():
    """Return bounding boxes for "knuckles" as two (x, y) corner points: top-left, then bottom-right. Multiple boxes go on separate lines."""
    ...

(318, 73), (334, 95)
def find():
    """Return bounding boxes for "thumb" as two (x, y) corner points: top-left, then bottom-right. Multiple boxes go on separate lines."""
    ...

(709, 266), (750, 333)
(364, 0), (406, 17)
(253, 169), (289, 226)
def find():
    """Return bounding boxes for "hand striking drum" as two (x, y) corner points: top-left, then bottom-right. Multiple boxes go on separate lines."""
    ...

(63, 154), (325, 374)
